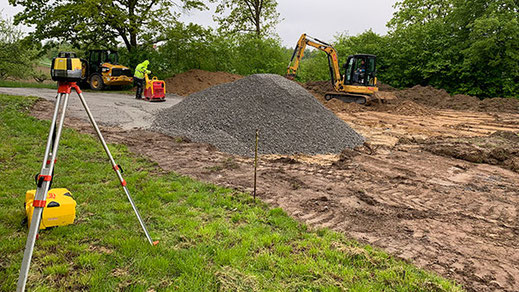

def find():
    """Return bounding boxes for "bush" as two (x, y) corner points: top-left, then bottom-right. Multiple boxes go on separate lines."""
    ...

(0, 17), (39, 80)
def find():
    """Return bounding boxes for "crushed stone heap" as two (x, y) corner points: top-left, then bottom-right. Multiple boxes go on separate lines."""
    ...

(153, 74), (364, 156)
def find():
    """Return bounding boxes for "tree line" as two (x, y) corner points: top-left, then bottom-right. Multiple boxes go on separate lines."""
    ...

(2, 0), (518, 98)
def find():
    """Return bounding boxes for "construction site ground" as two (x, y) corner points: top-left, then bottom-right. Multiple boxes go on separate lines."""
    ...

(8, 76), (519, 292)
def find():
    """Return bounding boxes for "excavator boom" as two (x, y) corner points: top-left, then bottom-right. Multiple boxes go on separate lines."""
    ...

(287, 34), (342, 91)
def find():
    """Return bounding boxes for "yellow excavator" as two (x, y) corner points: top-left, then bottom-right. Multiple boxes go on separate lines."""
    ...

(287, 33), (395, 104)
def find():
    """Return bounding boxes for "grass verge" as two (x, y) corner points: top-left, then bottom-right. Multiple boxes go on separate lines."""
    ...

(0, 80), (57, 89)
(0, 79), (135, 95)
(0, 94), (462, 291)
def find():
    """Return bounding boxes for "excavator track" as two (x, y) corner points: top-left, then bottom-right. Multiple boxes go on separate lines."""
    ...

(324, 91), (397, 105)
(325, 92), (371, 104)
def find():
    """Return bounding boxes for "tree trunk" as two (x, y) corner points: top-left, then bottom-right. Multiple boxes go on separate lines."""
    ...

(128, 0), (137, 52)
(254, 0), (262, 36)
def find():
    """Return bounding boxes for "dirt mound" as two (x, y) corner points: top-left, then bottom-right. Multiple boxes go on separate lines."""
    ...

(165, 69), (242, 96)
(479, 97), (519, 113)
(153, 74), (364, 156)
(326, 99), (367, 113)
(415, 131), (519, 172)
(395, 85), (480, 111)
(396, 85), (519, 113)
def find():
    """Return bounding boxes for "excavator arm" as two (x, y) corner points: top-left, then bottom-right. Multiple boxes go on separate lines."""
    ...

(287, 34), (343, 90)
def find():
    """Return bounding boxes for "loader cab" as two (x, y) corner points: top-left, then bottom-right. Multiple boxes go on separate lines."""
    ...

(343, 54), (376, 86)
(87, 50), (119, 74)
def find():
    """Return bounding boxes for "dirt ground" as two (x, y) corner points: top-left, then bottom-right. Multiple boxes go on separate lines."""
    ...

(28, 79), (519, 292)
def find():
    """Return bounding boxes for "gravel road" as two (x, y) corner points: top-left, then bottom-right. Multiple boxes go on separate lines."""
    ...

(0, 87), (181, 130)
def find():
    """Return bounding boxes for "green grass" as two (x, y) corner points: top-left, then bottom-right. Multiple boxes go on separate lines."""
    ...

(0, 94), (462, 291)
(0, 80), (135, 94)
(0, 80), (57, 89)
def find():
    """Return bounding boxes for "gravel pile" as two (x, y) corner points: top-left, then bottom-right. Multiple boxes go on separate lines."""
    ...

(153, 74), (364, 156)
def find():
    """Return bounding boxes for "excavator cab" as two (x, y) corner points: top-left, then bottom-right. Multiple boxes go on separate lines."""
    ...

(343, 55), (377, 86)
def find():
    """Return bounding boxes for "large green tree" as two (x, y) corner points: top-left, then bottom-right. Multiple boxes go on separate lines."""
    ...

(454, 0), (519, 97)
(214, 0), (280, 36)
(8, 0), (209, 52)
(386, 0), (519, 97)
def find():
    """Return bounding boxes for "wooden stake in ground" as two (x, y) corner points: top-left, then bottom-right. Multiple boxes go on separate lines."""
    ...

(253, 129), (259, 201)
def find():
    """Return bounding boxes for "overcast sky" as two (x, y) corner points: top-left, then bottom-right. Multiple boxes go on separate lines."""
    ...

(1, 0), (398, 47)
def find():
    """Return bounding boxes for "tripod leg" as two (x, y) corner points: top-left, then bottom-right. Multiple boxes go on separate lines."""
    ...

(74, 89), (155, 245)
(40, 94), (61, 170)
(17, 92), (71, 291)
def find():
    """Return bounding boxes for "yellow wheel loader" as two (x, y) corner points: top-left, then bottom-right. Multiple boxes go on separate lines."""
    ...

(83, 50), (133, 90)
(287, 34), (396, 105)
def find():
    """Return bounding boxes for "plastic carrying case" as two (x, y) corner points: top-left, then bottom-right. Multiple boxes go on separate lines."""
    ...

(51, 52), (83, 82)
(25, 188), (77, 229)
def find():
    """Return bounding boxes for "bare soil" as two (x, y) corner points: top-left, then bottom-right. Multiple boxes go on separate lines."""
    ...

(165, 69), (242, 96)
(417, 131), (519, 173)
(28, 77), (519, 292)
(304, 81), (519, 114)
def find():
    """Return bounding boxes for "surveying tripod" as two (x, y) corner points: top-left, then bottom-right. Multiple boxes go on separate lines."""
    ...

(17, 82), (157, 291)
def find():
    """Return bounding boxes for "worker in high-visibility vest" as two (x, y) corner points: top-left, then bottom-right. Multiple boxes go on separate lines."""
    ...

(134, 60), (151, 99)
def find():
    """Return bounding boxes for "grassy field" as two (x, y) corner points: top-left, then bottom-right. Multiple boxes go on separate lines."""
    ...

(0, 94), (462, 291)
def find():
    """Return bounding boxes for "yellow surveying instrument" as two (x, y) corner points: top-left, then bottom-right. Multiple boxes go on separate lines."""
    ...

(50, 51), (83, 81)
(16, 52), (158, 291)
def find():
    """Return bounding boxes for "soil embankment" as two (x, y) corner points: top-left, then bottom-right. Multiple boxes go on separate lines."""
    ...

(164, 69), (242, 96)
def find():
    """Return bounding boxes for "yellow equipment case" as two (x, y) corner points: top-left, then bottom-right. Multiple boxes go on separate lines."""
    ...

(51, 52), (83, 82)
(25, 188), (77, 229)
